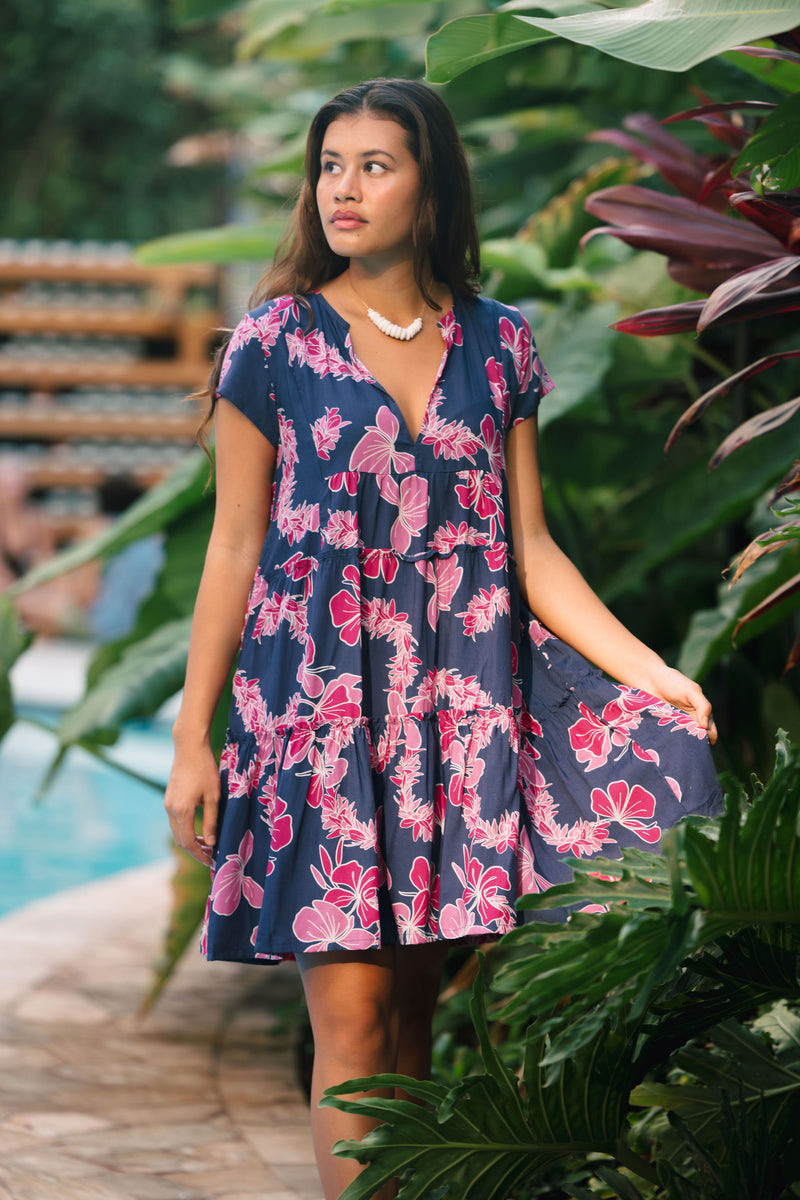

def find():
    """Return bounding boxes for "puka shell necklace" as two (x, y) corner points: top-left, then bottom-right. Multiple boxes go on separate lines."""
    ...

(349, 275), (425, 341)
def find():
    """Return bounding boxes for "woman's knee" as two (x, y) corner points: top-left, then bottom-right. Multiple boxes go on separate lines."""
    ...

(298, 950), (399, 1064)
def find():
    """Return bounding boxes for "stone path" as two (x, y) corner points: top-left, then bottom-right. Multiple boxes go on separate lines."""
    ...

(0, 862), (322, 1200)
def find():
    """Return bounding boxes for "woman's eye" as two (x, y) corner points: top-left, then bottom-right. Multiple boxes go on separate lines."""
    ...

(365, 161), (387, 174)
(321, 161), (340, 174)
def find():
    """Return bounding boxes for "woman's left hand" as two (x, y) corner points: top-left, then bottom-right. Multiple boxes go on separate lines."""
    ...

(645, 664), (717, 744)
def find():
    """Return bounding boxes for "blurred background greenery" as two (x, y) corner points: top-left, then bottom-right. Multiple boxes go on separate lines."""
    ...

(6, 0), (800, 782)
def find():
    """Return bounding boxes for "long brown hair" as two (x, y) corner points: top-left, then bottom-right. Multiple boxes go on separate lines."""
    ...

(198, 78), (480, 446)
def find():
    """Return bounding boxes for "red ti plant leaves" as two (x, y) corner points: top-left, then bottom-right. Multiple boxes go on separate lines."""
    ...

(662, 101), (775, 151)
(588, 114), (733, 207)
(773, 460), (800, 501)
(728, 515), (800, 585)
(730, 191), (800, 251)
(709, 395), (800, 470)
(732, 571), (800, 643)
(665, 349), (800, 451)
(698, 254), (800, 329)
(584, 185), (786, 291)
(611, 300), (705, 336)
(612, 286), (800, 338)
(733, 44), (800, 66)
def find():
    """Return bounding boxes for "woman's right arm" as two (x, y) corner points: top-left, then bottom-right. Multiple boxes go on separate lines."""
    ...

(164, 397), (276, 864)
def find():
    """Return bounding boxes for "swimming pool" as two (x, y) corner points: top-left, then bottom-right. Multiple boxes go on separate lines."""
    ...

(0, 713), (174, 917)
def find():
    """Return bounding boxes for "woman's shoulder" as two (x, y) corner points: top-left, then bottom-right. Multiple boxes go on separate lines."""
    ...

(241, 293), (306, 325)
(456, 294), (532, 355)
(460, 292), (530, 331)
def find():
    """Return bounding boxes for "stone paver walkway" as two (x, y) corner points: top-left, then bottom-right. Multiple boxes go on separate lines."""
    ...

(0, 862), (322, 1200)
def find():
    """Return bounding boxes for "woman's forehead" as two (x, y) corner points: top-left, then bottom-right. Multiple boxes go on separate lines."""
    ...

(321, 114), (410, 156)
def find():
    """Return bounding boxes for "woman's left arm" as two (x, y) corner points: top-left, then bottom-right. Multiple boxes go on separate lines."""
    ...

(506, 415), (717, 742)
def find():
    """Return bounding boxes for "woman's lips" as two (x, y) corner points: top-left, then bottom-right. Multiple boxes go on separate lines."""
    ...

(331, 212), (365, 229)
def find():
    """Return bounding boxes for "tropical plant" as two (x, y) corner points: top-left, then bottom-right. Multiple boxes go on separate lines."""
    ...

(578, 34), (800, 677)
(322, 733), (800, 1199)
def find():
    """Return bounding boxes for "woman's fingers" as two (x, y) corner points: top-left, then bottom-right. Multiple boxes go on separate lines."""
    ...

(164, 782), (216, 866)
(201, 785), (219, 850)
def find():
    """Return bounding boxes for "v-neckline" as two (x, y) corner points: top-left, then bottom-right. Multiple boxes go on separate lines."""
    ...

(314, 290), (456, 446)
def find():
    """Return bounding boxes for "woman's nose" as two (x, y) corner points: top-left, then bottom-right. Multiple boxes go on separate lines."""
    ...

(334, 167), (361, 202)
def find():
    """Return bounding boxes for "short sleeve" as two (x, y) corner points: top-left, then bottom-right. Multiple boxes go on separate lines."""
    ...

(216, 313), (280, 448)
(500, 306), (554, 429)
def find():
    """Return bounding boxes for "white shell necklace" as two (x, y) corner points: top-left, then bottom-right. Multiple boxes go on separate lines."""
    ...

(348, 274), (425, 341)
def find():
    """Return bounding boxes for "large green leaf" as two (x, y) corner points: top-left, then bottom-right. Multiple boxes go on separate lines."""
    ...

(136, 221), (286, 265)
(86, 498), (213, 689)
(142, 845), (211, 1011)
(482, 238), (597, 298)
(600, 432), (792, 603)
(683, 750), (800, 922)
(322, 963), (614, 1199)
(0, 595), (33, 743)
(58, 617), (192, 748)
(426, 0), (800, 82)
(427, 14), (553, 82)
(677, 545), (800, 679)
(733, 91), (800, 192)
(535, 301), (620, 430)
(8, 450), (210, 596)
(633, 1012), (800, 1147)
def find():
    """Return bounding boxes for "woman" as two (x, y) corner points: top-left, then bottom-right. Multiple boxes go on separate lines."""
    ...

(165, 78), (721, 1200)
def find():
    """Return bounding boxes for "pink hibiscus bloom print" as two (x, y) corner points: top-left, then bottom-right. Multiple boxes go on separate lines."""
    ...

(568, 703), (619, 771)
(349, 406), (416, 474)
(328, 471), (359, 496)
(454, 470), (502, 524)
(362, 548), (399, 584)
(390, 475), (429, 555)
(415, 555), (463, 631)
(210, 831), (264, 916)
(499, 314), (533, 394)
(454, 846), (512, 926)
(329, 566), (362, 645)
(440, 309), (463, 350)
(484, 356), (509, 421)
(311, 406), (351, 459)
(292, 900), (377, 951)
(438, 898), (492, 939)
(516, 827), (552, 897)
(591, 781), (662, 843)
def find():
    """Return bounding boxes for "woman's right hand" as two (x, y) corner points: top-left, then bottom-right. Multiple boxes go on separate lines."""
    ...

(164, 737), (221, 866)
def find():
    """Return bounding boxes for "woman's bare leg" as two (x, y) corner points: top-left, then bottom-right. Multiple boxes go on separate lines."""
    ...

(296, 941), (448, 1200)
(297, 948), (399, 1200)
(393, 942), (449, 1086)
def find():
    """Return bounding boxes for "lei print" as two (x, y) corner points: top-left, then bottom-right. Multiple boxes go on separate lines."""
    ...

(203, 291), (722, 962)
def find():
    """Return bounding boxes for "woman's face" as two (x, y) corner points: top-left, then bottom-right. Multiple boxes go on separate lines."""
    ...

(316, 113), (421, 269)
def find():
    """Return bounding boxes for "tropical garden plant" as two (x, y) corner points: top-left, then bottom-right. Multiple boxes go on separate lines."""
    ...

(321, 732), (800, 1199)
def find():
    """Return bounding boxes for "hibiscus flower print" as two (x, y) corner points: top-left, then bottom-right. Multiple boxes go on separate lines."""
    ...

(349, 405), (416, 474)
(210, 831), (264, 917)
(590, 780), (662, 843)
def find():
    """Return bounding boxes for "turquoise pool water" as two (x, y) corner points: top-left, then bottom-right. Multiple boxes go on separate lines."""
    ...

(0, 713), (175, 916)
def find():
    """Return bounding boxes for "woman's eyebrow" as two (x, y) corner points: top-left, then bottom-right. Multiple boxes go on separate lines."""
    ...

(321, 148), (397, 161)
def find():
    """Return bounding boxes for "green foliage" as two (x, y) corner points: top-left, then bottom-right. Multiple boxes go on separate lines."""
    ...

(136, 220), (286, 265)
(0, 596), (33, 742)
(141, 844), (212, 1010)
(0, 0), (229, 239)
(426, 0), (800, 82)
(733, 91), (800, 192)
(325, 738), (800, 1197)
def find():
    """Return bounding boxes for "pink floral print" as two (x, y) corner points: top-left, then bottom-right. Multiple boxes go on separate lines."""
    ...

(203, 292), (721, 964)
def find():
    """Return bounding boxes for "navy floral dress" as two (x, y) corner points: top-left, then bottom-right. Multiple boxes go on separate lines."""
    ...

(202, 291), (721, 963)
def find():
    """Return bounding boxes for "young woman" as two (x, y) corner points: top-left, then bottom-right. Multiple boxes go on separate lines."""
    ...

(164, 78), (721, 1200)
